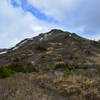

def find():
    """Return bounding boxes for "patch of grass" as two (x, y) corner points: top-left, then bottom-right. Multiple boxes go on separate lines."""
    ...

(42, 66), (51, 71)
(67, 66), (77, 71)
(95, 67), (100, 73)
(54, 64), (67, 70)
(54, 64), (77, 71)
(54, 74), (100, 100)
(0, 67), (15, 78)
(26, 63), (39, 73)
(8, 63), (39, 73)
(63, 70), (73, 77)
(0, 63), (39, 78)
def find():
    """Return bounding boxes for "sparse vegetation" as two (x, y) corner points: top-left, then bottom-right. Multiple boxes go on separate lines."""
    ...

(1, 30), (100, 99)
(36, 46), (47, 51)
(95, 67), (100, 75)
(0, 67), (14, 78)
(0, 63), (39, 78)
(42, 66), (51, 71)
(67, 65), (77, 71)
(84, 49), (92, 55)
(63, 70), (73, 76)
(56, 75), (100, 100)
(54, 63), (67, 70)
(54, 63), (77, 71)
(8, 63), (39, 73)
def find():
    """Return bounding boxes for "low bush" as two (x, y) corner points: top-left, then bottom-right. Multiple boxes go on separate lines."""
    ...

(95, 67), (100, 75)
(54, 64), (77, 71)
(67, 66), (77, 71)
(25, 63), (39, 73)
(36, 46), (47, 51)
(54, 64), (67, 70)
(63, 70), (73, 77)
(0, 63), (39, 78)
(0, 67), (14, 78)
(42, 66), (51, 71)
(8, 63), (39, 73)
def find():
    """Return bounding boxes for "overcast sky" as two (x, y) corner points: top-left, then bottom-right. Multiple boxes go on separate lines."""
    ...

(0, 0), (100, 48)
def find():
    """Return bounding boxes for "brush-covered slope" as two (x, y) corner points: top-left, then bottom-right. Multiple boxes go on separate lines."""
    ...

(0, 29), (100, 100)
(0, 29), (100, 70)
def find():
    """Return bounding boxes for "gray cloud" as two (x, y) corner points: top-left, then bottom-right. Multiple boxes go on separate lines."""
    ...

(0, 0), (100, 48)
(0, 0), (65, 48)
(28, 0), (100, 39)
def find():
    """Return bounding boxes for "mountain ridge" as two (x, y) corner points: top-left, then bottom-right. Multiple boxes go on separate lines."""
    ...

(0, 29), (100, 69)
(0, 29), (100, 100)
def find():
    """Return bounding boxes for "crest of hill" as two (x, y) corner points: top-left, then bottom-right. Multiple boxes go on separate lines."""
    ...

(0, 29), (100, 70)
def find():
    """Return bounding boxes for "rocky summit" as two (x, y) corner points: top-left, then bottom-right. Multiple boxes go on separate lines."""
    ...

(0, 29), (100, 100)
(0, 29), (100, 69)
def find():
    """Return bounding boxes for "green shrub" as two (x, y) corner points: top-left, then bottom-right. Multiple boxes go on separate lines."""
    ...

(54, 64), (67, 70)
(62, 66), (77, 77)
(95, 67), (100, 75)
(36, 46), (47, 51)
(43, 66), (51, 71)
(0, 63), (39, 78)
(54, 64), (77, 71)
(0, 67), (15, 78)
(63, 70), (73, 77)
(25, 63), (39, 73)
(8, 63), (39, 73)
(67, 66), (76, 71)
(8, 64), (24, 72)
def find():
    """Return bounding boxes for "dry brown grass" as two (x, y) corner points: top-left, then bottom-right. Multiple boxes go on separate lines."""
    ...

(31, 71), (100, 100)
(0, 70), (100, 100)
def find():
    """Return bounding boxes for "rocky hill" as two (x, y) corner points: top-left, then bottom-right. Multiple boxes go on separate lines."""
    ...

(0, 29), (100, 100)
(0, 29), (100, 69)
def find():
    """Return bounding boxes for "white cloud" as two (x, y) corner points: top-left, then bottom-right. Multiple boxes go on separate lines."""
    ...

(28, 0), (81, 22)
(1, 0), (100, 48)
(0, 0), (65, 48)
(28, 0), (100, 39)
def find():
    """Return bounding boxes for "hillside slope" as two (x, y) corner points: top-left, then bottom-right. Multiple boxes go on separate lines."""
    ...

(0, 29), (100, 100)
(0, 29), (100, 69)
